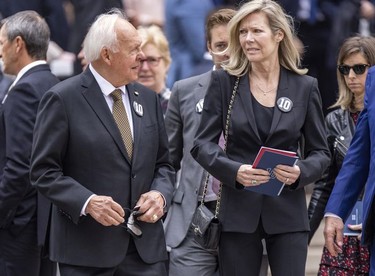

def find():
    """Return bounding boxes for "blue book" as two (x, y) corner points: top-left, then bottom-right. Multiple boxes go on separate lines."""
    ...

(344, 200), (363, 236)
(245, 146), (298, 197)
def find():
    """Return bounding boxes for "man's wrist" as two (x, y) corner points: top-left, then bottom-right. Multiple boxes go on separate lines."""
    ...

(150, 190), (166, 209)
(324, 212), (342, 220)
(81, 194), (96, 216)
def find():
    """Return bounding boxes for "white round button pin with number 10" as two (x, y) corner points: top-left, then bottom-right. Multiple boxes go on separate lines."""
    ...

(277, 97), (293, 113)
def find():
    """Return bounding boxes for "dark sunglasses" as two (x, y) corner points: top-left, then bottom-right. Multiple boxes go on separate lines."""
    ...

(120, 206), (143, 239)
(337, 64), (370, 76)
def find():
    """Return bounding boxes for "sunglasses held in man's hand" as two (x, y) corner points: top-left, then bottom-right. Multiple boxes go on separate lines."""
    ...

(337, 64), (370, 76)
(120, 206), (143, 239)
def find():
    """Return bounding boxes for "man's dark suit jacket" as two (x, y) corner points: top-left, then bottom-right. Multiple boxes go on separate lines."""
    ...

(30, 68), (175, 267)
(0, 64), (59, 244)
(191, 68), (330, 234)
(0, 72), (12, 101)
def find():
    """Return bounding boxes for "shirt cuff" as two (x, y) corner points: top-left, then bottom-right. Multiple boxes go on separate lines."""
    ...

(324, 212), (342, 220)
(150, 190), (166, 209)
(81, 194), (96, 216)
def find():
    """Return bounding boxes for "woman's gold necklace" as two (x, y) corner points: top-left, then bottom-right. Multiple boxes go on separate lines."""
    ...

(256, 83), (276, 96)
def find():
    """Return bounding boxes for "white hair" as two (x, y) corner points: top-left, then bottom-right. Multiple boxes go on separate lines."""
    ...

(83, 9), (126, 63)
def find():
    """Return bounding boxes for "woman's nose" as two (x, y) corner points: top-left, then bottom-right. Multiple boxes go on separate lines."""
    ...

(140, 60), (150, 70)
(246, 32), (255, 42)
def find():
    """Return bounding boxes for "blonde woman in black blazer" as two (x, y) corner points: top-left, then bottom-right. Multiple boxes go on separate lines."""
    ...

(191, 1), (330, 275)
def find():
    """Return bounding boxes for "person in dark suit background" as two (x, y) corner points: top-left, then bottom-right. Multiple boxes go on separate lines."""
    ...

(0, 10), (60, 276)
(67, 0), (123, 75)
(190, 0), (330, 275)
(0, 0), (69, 50)
(30, 9), (174, 276)
(0, 70), (12, 101)
(164, 8), (236, 276)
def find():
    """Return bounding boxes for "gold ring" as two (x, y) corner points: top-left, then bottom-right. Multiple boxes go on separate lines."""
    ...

(285, 177), (289, 183)
(251, 179), (257, 185)
(152, 214), (158, 221)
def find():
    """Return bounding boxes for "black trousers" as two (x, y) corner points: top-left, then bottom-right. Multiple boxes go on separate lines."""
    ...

(59, 238), (167, 276)
(219, 222), (308, 276)
(0, 219), (41, 276)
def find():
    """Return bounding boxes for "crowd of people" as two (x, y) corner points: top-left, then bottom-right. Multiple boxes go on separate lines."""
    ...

(1, 0), (375, 276)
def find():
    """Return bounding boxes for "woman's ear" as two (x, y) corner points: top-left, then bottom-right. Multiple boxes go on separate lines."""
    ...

(275, 31), (284, 42)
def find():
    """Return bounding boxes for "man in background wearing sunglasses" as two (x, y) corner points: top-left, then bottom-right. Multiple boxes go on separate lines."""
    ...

(324, 62), (375, 275)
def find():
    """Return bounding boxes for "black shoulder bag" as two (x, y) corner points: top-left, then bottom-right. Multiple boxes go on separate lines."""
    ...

(191, 76), (239, 250)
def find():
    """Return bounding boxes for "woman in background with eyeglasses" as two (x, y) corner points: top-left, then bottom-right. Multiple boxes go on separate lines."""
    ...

(307, 35), (375, 275)
(137, 25), (172, 115)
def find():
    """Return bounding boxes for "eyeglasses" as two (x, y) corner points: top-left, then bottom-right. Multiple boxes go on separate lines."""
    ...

(120, 207), (143, 239)
(337, 64), (370, 76)
(140, 56), (163, 67)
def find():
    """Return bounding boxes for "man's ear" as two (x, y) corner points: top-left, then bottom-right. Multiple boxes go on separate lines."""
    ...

(100, 47), (112, 65)
(207, 41), (212, 54)
(14, 36), (25, 53)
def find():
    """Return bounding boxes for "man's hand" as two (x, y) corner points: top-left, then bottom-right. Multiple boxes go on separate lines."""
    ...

(324, 216), (344, 256)
(135, 191), (165, 223)
(85, 195), (125, 226)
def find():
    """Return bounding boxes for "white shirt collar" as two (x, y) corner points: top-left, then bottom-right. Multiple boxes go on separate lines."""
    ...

(89, 64), (126, 96)
(1, 60), (47, 104)
(11, 60), (47, 88)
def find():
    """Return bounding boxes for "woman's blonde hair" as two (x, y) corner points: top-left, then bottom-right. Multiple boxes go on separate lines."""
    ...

(332, 35), (375, 111)
(138, 25), (172, 68)
(223, 0), (307, 76)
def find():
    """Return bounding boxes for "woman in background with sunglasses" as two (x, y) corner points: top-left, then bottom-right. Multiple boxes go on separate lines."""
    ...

(307, 35), (375, 274)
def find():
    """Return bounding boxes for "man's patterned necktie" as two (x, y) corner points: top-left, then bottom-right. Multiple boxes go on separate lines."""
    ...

(111, 89), (133, 159)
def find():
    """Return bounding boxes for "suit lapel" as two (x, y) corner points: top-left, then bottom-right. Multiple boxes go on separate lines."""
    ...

(193, 73), (213, 188)
(80, 70), (130, 162)
(126, 83), (141, 165)
(194, 71), (212, 109)
(265, 68), (289, 144)
(237, 74), (262, 142)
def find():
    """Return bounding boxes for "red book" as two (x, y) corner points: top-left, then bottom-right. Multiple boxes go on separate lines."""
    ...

(246, 146), (298, 196)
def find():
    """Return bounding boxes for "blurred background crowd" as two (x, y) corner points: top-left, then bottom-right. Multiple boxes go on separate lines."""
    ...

(0, 0), (375, 114)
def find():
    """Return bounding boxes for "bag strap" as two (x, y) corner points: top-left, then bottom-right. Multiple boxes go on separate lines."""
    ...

(200, 76), (240, 218)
